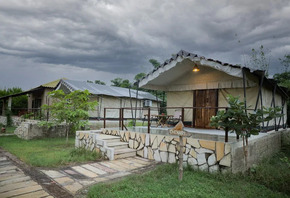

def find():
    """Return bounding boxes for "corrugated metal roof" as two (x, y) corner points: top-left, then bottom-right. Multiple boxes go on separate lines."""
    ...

(60, 79), (159, 101)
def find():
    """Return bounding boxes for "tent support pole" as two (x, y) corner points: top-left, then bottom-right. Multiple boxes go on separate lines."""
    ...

(104, 108), (106, 128)
(134, 83), (139, 126)
(273, 84), (277, 131)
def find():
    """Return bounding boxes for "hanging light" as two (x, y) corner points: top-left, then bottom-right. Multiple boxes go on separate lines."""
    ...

(192, 64), (200, 72)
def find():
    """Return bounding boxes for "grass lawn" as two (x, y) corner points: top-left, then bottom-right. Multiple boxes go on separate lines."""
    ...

(88, 145), (290, 198)
(5, 126), (17, 133)
(0, 136), (102, 167)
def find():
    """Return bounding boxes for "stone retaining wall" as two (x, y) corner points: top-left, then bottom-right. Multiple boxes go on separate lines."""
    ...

(75, 128), (289, 173)
(101, 129), (231, 173)
(0, 116), (23, 126)
(14, 121), (67, 140)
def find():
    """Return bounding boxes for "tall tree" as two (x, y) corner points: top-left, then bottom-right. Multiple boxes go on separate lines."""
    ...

(247, 45), (270, 75)
(279, 54), (290, 72)
(111, 78), (131, 88)
(94, 80), (106, 85)
(134, 73), (146, 82)
(149, 59), (161, 68)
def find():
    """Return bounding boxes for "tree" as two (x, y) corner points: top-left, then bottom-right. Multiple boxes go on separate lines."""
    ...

(210, 95), (282, 167)
(134, 73), (146, 82)
(149, 59), (161, 68)
(94, 80), (106, 85)
(273, 71), (290, 125)
(40, 90), (98, 143)
(247, 45), (270, 75)
(279, 54), (290, 72)
(0, 87), (28, 116)
(87, 80), (93, 83)
(111, 78), (131, 88)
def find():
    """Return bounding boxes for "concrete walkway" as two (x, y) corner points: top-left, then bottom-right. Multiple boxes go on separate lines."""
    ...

(41, 157), (157, 195)
(0, 156), (53, 198)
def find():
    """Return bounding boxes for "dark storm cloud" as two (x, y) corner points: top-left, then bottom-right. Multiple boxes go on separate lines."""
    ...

(0, 0), (290, 89)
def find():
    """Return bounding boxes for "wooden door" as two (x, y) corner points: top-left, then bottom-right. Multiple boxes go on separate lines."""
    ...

(194, 89), (218, 128)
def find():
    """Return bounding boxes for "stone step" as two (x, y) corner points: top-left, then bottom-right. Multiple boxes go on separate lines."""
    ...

(114, 148), (136, 160)
(98, 135), (121, 143)
(107, 142), (129, 150)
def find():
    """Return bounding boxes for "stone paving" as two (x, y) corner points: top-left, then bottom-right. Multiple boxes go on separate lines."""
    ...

(0, 156), (53, 198)
(41, 157), (157, 195)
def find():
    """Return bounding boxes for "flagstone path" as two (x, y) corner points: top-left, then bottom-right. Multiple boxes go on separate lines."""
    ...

(41, 157), (158, 195)
(0, 155), (53, 198)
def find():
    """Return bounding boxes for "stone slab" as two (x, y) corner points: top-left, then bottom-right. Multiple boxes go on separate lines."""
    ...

(72, 166), (98, 178)
(0, 184), (42, 198)
(41, 170), (65, 179)
(82, 164), (106, 175)
(0, 176), (30, 186)
(54, 177), (75, 186)
(14, 190), (49, 198)
(63, 182), (83, 194)
(90, 163), (116, 173)
(0, 180), (37, 193)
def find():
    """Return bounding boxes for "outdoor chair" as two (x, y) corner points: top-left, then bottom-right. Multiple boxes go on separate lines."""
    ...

(168, 110), (182, 126)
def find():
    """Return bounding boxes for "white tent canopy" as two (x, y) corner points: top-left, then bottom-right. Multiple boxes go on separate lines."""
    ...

(139, 50), (258, 91)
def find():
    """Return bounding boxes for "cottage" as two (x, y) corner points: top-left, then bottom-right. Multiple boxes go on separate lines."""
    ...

(139, 50), (287, 130)
(56, 79), (159, 119)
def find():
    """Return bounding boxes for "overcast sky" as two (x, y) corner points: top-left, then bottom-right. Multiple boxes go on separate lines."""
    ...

(0, 0), (289, 90)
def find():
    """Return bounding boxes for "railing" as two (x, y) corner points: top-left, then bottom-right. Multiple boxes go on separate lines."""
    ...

(103, 106), (286, 143)
(4, 108), (50, 121)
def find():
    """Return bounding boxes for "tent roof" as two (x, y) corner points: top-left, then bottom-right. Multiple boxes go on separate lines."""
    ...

(139, 50), (264, 90)
(58, 79), (159, 101)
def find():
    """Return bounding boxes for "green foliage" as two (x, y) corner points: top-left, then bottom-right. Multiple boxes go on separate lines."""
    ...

(210, 95), (282, 138)
(247, 45), (270, 75)
(134, 73), (146, 82)
(87, 163), (288, 198)
(94, 80), (106, 85)
(0, 87), (28, 115)
(248, 145), (290, 195)
(111, 78), (132, 88)
(5, 109), (13, 127)
(40, 90), (98, 143)
(279, 54), (290, 72)
(149, 59), (161, 68)
(0, 136), (102, 167)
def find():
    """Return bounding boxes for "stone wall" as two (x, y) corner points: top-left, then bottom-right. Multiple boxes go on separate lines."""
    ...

(0, 116), (23, 126)
(75, 128), (289, 173)
(75, 130), (114, 160)
(14, 121), (67, 140)
(231, 129), (289, 173)
(102, 129), (231, 173)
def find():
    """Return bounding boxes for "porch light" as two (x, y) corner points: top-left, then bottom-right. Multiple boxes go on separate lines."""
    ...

(192, 64), (200, 72)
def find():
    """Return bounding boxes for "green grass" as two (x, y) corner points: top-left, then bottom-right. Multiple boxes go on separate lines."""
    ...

(5, 126), (17, 133)
(88, 146), (290, 198)
(0, 136), (102, 167)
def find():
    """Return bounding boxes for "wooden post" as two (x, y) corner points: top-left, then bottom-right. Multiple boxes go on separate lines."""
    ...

(103, 108), (106, 128)
(121, 108), (124, 130)
(181, 108), (184, 123)
(147, 108), (150, 134)
(225, 108), (229, 142)
(119, 108), (122, 128)
(179, 135), (184, 181)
